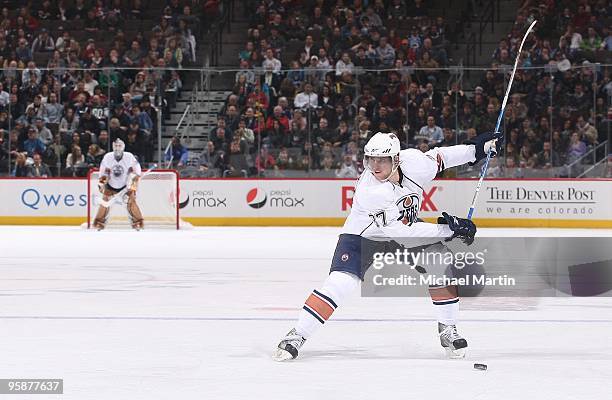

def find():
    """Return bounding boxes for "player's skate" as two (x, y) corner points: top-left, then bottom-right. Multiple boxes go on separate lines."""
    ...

(438, 322), (468, 359)
(272, 328), (306, 361)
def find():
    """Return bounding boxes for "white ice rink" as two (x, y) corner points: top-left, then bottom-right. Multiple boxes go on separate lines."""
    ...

(1, 226), (611, 400)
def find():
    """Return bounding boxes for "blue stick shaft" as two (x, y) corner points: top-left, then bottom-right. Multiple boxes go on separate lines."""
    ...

(467, 20), (537, 220)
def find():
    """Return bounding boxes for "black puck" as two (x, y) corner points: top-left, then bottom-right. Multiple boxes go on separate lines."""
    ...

(474, 363), (487, 370)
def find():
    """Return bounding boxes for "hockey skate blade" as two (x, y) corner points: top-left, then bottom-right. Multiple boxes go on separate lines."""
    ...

(445, 347), (466, 359)
(272, 347), (295, 362)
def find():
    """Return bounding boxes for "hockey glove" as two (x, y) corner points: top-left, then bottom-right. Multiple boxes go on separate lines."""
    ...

(437, 212), (477, 245)
(97, 176), (108, 194)
(464, 131), (503, 164)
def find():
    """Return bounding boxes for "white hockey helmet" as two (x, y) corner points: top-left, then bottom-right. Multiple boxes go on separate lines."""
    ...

(363, 132), (401, 181)
(364, 132), (401, 157)
(113, 138), (125, 160)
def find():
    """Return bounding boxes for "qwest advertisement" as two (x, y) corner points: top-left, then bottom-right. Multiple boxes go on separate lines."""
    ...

(0, 178), (610, 227)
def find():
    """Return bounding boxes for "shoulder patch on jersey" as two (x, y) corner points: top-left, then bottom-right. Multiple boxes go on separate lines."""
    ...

(426, 153), (445, 173)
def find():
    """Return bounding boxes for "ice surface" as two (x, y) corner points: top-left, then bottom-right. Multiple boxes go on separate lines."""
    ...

(0, 226), (611, 400)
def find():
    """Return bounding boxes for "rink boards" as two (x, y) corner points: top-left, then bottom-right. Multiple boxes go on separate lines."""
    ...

(0, 177), (610, 228)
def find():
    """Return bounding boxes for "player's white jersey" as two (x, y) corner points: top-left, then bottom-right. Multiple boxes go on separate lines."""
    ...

(99, 152), (142, 189)
(341, 145), (476, 239)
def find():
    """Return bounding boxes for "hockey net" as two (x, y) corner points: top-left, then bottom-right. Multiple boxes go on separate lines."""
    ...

(86, 169), (190, 229)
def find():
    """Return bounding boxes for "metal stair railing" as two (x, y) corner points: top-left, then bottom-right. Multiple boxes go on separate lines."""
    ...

(576, 141), (609, 178)
(164, 82), (203, 168)
(565, 140), (608, 178)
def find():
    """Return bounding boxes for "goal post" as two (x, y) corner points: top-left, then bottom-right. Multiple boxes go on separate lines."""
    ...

(86, 168), (185, 229)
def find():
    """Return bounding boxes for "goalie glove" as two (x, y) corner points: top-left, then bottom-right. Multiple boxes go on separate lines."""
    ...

(437, 212), (477, 245)
(128, 173), (140, 193)
(98, 176), (108, 193)
(464, 131), (503, 164)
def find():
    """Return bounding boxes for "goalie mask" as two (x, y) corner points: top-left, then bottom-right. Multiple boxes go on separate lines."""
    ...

(113, 138), (125, 161)
(363, 132), (401, 182)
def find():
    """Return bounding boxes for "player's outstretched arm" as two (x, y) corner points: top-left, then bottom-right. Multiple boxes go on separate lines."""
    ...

(424, 131), (502, 172)
(463, 131), (502, 165)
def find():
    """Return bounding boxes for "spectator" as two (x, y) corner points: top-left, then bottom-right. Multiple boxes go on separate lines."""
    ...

(78, 108), (101, 137)
(537, 141), (560, 168)
(294, 82), (318, 109)
(65, 144), (86, 176)
(22, 127), (46, 157)
(262, 48), (282, 75)
(418, 116), (444, 145)
(31, 29), (55, 53)
(567, 132), (587, 162)
(236, 119), (255, 147)
(225, 138), (249, 177)
(336, 52), (355, 77)
(15, 38), (33, 62)
(0, 83), (9, 109)
(12, 152), (29, 177)
(438, 128), (456, 147)
(255, 146), (275, 176)
(576, 115), (598, 144)
(389, 0), (408, 21)
(34, 117), (53, 146)
(131, 105), (153, 135)
(42, 92), (64, 126)
(97, 130), (110, 153)
(265, 118), (288, 148)
(28, 153), (52, 177)
(224, 104), (241, 132)
(335, 154), (359, 178)
(124, 129), (145, 161)
(266, 106), (290, 132)
(376, 37), (396, 68)
(129, 71), (147, 100)
(198, 141), (222, 176)
(85, 143), (104, 166)
(59, 108), (80, 139)
(165, 136), (188, 167)
(83, 72), (99, 97)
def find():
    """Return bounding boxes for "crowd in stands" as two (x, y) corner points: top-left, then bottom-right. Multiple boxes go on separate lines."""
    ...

(0, 0), (218, 177)
(486, 0), (611, 176)
(201, 0), (610, 178)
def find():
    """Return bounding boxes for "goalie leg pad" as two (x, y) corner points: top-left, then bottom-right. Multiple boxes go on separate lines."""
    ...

(93, 203), (110, 230)
(127, 192), (144, 229)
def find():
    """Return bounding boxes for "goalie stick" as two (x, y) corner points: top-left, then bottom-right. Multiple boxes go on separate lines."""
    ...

(467, 20), (537, 220)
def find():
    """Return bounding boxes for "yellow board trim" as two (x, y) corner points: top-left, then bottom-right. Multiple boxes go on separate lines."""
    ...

(0, 216), (611, 229)
(0, 216), (87, 225)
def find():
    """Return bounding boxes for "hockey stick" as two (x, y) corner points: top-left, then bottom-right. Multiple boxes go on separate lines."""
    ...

(97, 164), (157, 208)
(467, 20), (537, 220)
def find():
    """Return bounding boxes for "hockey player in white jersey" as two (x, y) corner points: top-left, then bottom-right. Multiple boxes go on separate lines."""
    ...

(93, 138), (144, 230)
(273, 130), (500, 361)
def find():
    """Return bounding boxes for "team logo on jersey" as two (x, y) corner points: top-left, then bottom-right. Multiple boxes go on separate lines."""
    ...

(341, 253), (349, 262)
(396, 193), (420, 226)
(112, 165), (124, 177)
(246, 188), (267, 209)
